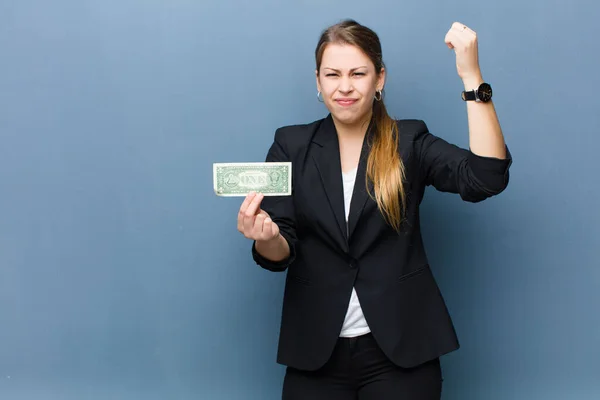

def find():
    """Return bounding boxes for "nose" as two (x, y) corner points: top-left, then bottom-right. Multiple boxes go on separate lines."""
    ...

(338, 75), (353, 94)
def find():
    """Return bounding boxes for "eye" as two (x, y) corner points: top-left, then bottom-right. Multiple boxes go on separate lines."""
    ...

(354, 72), (365, 76)
(326, 73), (338, 77)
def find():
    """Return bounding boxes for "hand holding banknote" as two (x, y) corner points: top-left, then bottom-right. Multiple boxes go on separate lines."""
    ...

(237, 191), (280, 242)
(216, 161), (291, 261)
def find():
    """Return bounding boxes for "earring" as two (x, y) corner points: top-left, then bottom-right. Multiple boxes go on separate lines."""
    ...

(317, 91), (324, 102)
(374, 90), (382, 101)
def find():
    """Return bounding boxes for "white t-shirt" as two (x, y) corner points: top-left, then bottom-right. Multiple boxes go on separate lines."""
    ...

(339, 166), (371, 337)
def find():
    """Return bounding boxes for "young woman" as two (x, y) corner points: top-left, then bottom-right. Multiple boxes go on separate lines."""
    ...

(237, 19), (511, 399)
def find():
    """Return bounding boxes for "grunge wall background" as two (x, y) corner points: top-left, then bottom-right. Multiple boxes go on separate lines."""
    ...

(1, 0), (598, 398)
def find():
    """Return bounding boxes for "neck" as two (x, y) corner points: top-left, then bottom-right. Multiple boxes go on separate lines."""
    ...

(332, 110), (373, 141)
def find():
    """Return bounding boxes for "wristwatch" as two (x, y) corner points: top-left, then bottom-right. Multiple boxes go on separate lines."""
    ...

(461, 82), (492, 102)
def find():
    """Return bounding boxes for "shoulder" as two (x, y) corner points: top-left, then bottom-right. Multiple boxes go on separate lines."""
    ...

(272, 117), (327, 149)
(263, 117), (327, 161)
(395, 119), (429, 137)
(274, 117), (324, 139)
(393, 119), (432, 156)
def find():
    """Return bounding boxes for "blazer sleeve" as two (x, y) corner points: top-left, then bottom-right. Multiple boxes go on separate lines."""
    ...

(413, 120), (513, 202)
(251, 128), (297, 272)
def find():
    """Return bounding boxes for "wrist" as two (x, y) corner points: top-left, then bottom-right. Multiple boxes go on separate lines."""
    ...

(254, 233), (289, 263)
(257, 233), (282, 248)
(462, 74), (484, 90)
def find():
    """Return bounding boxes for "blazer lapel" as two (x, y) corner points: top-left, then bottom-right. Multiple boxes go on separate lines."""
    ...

(347, 120), (375, 239)
(311, 114), (377, 250)
(311, 115), (348, 250)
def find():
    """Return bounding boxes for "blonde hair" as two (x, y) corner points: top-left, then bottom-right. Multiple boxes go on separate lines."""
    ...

(315, 19), (406, 231)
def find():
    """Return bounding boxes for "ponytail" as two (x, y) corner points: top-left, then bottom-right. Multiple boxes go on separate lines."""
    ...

(366, 99), (406, 232)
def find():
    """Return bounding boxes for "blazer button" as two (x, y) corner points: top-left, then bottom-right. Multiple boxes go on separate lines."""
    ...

(349, 259), (357, 269)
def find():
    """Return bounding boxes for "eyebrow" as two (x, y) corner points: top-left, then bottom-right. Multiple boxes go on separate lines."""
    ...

(322, 66), (368, 72)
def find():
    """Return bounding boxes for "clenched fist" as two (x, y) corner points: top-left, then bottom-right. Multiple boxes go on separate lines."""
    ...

(444, 22), (482, 83)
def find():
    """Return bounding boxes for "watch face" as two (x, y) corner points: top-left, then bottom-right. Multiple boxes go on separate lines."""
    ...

(478, 83), (492, 102)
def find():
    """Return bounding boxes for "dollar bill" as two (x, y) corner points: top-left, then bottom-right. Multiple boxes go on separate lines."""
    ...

(213, 162), (292, 196)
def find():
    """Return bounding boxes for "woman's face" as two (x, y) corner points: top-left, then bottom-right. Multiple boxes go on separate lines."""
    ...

(316, 43), (385, 128)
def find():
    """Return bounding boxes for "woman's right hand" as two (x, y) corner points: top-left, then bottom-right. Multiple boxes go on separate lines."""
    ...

(237, 191), (280, 242)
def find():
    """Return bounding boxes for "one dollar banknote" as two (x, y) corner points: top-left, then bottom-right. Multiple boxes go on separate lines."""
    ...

(213, 162), (292, 196)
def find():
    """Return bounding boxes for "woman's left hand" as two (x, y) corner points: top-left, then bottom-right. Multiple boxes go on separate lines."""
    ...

(445, 22), (482, 84)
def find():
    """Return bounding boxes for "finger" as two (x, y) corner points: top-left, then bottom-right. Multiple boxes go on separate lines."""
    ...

(451, 22), (473, 33)
(237, 212), (243, 232)
(463, 26), (476, 36)
(444, 31), (455, 49)
(238, 193), (256, 232)
(265, 217), (280, 240)
(243, 211), (256, 236)
(445, 31), (464, 50)
(243, 199), (262, 235)
(451, 24), (476, 39)
(445, 30), (467, 51)
(253, 213), (266, 238)
(263, 216), (273, 239)
(245, 192), (264, 218)
(445, 27), (466, 48)
(239, 191), (257, 215)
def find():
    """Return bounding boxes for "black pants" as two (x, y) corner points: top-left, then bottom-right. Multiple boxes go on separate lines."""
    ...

(282, 333), (443, 399)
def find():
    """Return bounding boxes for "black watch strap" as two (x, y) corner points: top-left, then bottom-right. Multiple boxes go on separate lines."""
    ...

(461, 90), (477, 101)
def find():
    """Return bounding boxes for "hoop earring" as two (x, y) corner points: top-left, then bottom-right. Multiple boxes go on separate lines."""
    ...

(317, 91), (324, 102)
(374, 90), (382, 101)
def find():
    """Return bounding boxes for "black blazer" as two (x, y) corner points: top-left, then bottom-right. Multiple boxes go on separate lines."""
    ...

(251, 114), (512, 371)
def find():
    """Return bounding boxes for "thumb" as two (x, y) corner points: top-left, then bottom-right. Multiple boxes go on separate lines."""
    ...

(265, 216), (280, 239)
(444, 31), (454, 49)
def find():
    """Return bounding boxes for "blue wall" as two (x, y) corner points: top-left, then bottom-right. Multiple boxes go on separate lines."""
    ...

(1, 1), (598, 399)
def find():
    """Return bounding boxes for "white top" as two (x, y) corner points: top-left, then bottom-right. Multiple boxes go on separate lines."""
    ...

(339, 166), (371, 337)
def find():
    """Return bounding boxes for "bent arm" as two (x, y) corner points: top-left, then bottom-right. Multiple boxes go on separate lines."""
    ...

(463, 76), (506, 159)
(413, 118), (512, 202)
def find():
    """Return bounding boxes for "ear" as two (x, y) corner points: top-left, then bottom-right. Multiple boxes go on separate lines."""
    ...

(377, 67), (386, 92)
(315, 69), (322, 92)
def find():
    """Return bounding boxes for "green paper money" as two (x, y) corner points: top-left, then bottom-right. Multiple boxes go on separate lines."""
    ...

(213, 162), (292, 196)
